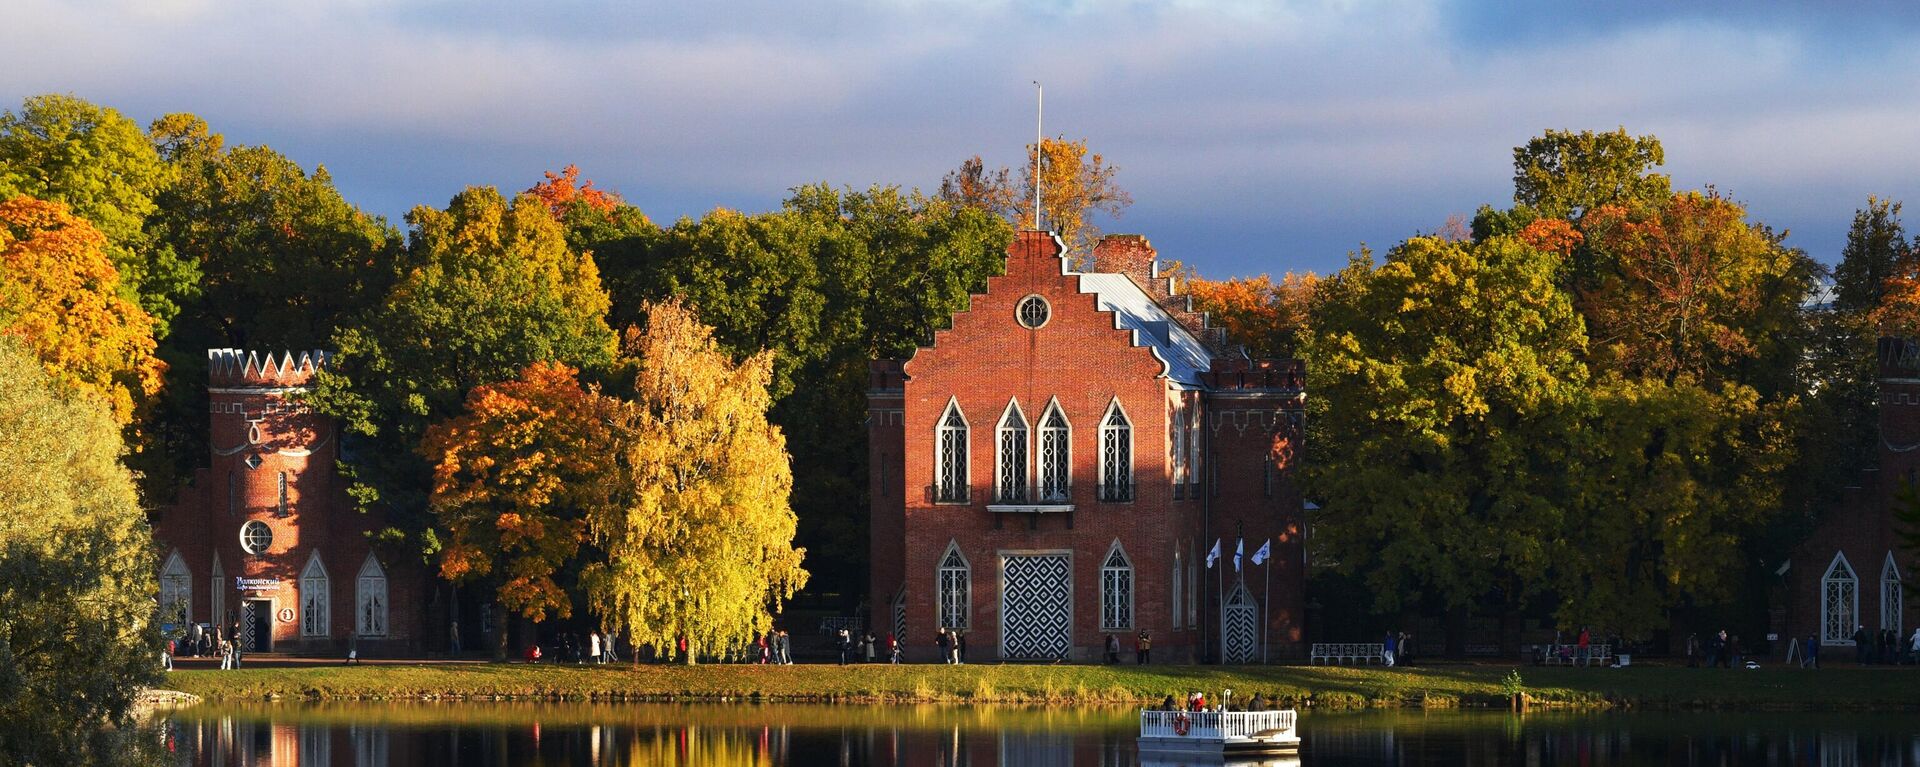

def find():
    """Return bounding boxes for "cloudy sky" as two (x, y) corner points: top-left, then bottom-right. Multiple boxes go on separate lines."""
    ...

(6, 0), (1920, 277)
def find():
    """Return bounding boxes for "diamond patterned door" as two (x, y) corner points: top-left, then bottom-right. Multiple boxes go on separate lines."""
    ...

(1000, 554), (1072, 660)
(1222, 582), (1257, 664)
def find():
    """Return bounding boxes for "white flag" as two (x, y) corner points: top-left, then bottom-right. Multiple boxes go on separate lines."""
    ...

(1205, 539), (1221, 569)
(1252, 539), (1272, 566)
(1233, 538), (1244, 572)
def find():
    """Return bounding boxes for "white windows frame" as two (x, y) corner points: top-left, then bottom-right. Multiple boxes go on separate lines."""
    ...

(210, 554), (225, 628)
(995, 400), (1030, 503)
(1098, 399), (1134, 502)
(1038, 399), (1071, 503)
(1170, 404), (1189, 492)
(1186, 403), (1202, 494)
(937, 541), (971, 630)
(160, 550), (192, 627)
(240, 519), (273, 555)
(277, 471), (289, 517)
(1883, 553), (1904, 635)
(1822, 552), (1858, 645)
(300, 552), (330, 638)
(1101, 540), (1135, 631)
(934, 398), (970, 504)
(1171, 546), (1184, 630)
(1187, 542), (1199, 627)
(357, 553), (389, 637)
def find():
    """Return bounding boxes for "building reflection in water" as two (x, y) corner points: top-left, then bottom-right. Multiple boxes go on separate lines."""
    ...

(161, 705), (1920, 766)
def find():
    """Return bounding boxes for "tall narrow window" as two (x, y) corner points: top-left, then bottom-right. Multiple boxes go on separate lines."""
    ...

(300, 554), (330, 638)
(1187, 406), (1202, 493)
(1099, 400), (1133, 502)
(1884, 553), (1905, 635)
(1822, 552), (1857, 645)
(1172, 548), (1184, 630)
(1187, 544), (1199, 627)
(357, 554), (389, 637)
(938, 543), (970, 630)
(1101, 542), (1134, 630)
(996, 401), (1029, 503)
(1038, 400), (1071, 502)
(210, 555), (225, 628)
(277, 471), (289, 517)
(1170, 406), (1188, 497)
(160, 551), (192, 627)
(227, 471), (238, 516)
(935, 400), (969, 503)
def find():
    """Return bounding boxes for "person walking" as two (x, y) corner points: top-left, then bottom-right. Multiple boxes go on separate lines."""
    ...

(346, 632), (360, 665)
(887, 633), (901, 664)
(1803, 635), (1819, 669)
(863, 631), (876, 663)
(1104, 633), (1120, 664)
(1382, 630), (1397, 667)
(957, 631), (967, 664)
(1852, 625), (1868, 664)
(836, 627), (852, 665)
(935, 628), (951, 665)
(1576, 627), (1592, 667)
(449, 619), (463, 656)
(1399, 632), (1414, 666)
(1908, 627), (1920, 666)
(778, 630), (792, 665)
(219, 637), (234, 670)
(162, 638), (174, 672)
(1136, 630), (1151, 665)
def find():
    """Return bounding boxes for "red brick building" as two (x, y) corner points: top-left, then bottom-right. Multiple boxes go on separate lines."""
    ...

(869, 230), (1308, 663)
(1780, 338), (1918, 655)
(151, 349), (419, 653)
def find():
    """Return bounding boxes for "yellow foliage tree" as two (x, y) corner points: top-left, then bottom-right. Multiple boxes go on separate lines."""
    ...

(585, 299), (808, 664)
(0, 196), (163, 425)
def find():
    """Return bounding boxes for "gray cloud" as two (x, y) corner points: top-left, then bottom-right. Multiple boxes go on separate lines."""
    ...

(4, 0), (1918, 276)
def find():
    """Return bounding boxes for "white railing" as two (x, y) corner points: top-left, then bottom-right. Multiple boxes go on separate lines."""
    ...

(1538, 643), (1611, 666)
(1309, 642), (1386, 665)
(1139, 710), (1296, 742)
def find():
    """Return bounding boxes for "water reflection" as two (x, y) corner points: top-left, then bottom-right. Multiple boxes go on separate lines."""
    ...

(160, 703), (1920, 766)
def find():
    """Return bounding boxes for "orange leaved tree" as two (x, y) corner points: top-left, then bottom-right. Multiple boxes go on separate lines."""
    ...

(1187, 272), (1319, 358)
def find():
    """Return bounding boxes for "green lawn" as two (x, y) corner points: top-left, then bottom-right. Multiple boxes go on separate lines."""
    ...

(163, 662), (1920, 710)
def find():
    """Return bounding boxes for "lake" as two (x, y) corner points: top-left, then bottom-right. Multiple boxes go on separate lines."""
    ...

(160, 702), (1920, 765)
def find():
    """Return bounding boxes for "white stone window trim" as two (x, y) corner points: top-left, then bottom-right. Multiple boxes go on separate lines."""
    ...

(1186, 400), (1202, 491)
(160, 550), (193, 627)
(1098, 398), (1135, 502)
(1821, 551), (1858, 646)
(356, 553), (390, 638)
(934, 398), (970, 504)
(1170, 404), (1189, 488)
(995, 399), (1031, 503)
(1883, 552), (1904, 635)
(1101, 540), (1136, 631)
(1172, 546), (1184, 630)
(1015, 294), (1051, 330)
(937, 540), (971, 631)
(240, 519), (273, 555)
(210, 553), (226, 628)
(300, 552), (330, 638)
(1037, 398), (1072, 503)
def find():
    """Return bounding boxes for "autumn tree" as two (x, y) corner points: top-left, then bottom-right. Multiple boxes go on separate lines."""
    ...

(0, 197), (164, 426)
(939, 137), (1130, 255)
(584, 299), (808, 663)
(0, 335), (161, 763)
(421, 361), (618, 660)
(526, 164), (625, 219)
(310, 186), (616, 554)
(0, 94), (197, 332)
(1186, 272), (1318, 357)
(1513, 128), (1671, 221)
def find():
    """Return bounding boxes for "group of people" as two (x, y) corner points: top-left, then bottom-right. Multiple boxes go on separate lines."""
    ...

(1382, 630), (1413, 666)
(755, 630), (795, 664)
(1838, 625), (1920, 667)
(1102, 631), (1153, 664)
(162, 620), (246, 671)
(836, 627), (905, 664)
(523, 630), (622, 664)
(1685, 630), (1747, 668)
(1155, 691), (1283, 712)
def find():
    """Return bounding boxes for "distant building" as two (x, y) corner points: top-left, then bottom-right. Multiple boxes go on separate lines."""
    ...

(869, 231), (1308, 662)
(151, 350), (420, 653)
(1780, 338), (1917, 654)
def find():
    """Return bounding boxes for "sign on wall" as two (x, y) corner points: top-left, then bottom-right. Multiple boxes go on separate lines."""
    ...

(236, 577), (281, 591)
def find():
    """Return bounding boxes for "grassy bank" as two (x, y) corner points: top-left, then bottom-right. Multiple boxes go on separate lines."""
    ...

(165, 662), (1920, 711)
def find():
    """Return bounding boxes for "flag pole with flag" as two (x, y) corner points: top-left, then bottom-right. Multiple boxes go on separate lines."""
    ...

(1207, 538), (1221, 662)
(1233, 538), (1244, 573)
(1253, 538), (1272, 664)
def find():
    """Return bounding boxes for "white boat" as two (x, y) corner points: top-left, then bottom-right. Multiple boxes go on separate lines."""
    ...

(1138, 709), (1301, 761)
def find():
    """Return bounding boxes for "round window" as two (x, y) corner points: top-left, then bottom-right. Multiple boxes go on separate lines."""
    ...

(240, 520), (273, 555)
(1016, 295), (1051, 329)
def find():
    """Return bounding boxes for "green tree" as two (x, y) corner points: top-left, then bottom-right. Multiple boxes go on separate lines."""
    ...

(584, 299), (808, 663)
(1512, 128), (1671, 221)
(310, 186), (616, 555)
(0, 335), (160, 763)
(1304, 235), (1589, 619)
(1831, 197), (1910, 316)
(940, 137), (1130, 255)
(0, 94), (198, 332)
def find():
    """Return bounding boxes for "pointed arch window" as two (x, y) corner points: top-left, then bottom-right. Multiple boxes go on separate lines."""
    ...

(1038, 400), (1071, 502)
(1822, 552), (1857, 645)
(1172, 547), (1184, 630)
(357, 554), (389, 637)
(1101, 542), (1134, 630)
(277, 471), (289, 517)
(1099, 400), (1133, 502)
(996, 401), (1030, 503)
(935, 401), (969, 503)
(210, 554), (226, 629)
(1187, 404), (1203, 494)
(1187, 542), (1199, 627)
(938, 543), (970, 630)
(301, 554), (330, 638)
(160, 551), (192, 627)
(1171, 405), (1189, 497)
(1884, 553), (1904, 635)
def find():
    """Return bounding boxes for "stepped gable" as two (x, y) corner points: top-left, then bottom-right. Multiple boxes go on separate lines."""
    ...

(208, 349), (329, 388)
(1089, 235), (1230, 352)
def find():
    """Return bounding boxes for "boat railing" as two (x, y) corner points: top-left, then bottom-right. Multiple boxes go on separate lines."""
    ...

(1140, 710), (1296, 741)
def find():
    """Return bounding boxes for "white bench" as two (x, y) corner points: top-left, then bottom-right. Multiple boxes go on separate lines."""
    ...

(1309, 642), (1388, 665)
(1538, 643), (1611, 667)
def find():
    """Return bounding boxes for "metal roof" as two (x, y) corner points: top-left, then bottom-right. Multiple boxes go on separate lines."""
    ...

(1075, 271), (1215, 387)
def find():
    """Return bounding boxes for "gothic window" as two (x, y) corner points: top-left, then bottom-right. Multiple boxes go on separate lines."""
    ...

(1171, 548), (1184, 630)
(1187, 543), (1198, 627)
(210, 554), (225, 629)
(1170, 405), (1188, 495)
(935, 400), (969, 503)
(938, 543), (970, 630)
(1099, 400), (1133, 502)
(1016, 294), (1051, 329)
(160, 551), (192, 627)
(240, 520), (273, 555)
(357, 554), (389, 637)
(1038, 400), (1071, 502)
(1884, 553), (1905, 635)
(277, 471), (289, 517)
(301, 554), (330, 638)
(1101, 542), (1134, 630)
(1822, 552), (1857, 645)
(996, 401), (1030, 503)
(1187, 406), (1202, 492)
